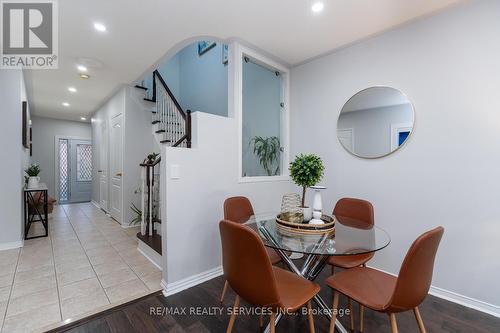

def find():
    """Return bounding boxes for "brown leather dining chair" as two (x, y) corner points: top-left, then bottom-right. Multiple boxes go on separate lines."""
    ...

(326, 226), (444, 333)
(327, 197), (375, 330)
(220, 196), (281, 303)
(219, 220), (320, 333)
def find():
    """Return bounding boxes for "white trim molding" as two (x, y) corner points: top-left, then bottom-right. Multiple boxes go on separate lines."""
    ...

(232, 42), (291, 183)
(368, 265), (500, 318)
(137, 240), (162, 271)
(0, 240), (24, 251)
(91, 200), (101, 209)
(429, 285), (500, 318)
(161, 266), (223, 297)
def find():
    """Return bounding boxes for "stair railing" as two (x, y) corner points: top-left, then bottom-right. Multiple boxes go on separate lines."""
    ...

(151, 70), (192, 148)
(139, 157), (161, 236)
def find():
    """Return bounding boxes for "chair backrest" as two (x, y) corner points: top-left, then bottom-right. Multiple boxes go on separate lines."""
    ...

(219, 220), (281, 308)
(224, 196), (255, 224)
(333, 198), (374, 229)
(388, 226), (444, 312)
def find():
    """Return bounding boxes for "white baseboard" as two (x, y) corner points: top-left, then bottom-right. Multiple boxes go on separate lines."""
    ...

(91, 200), (100, 209)
(367, 265), (500, 318)
(0, 240), (24, 251)
(429, 286), (500, 318)
(137, 240), (162, 271)
(161, 266), (223, 297)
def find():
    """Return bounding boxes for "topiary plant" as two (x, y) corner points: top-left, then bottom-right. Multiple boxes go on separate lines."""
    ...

(289, 154), (324, 207)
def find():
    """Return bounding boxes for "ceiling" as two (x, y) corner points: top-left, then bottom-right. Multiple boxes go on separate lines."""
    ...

(25, 0), (464, 121)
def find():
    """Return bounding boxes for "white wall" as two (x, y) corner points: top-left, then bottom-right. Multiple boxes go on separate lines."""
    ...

(162, 112), (293, 284)
(91, 86), (156, 225)
(338, 104), (413, 157)
(158, 42), (228, 117)
(290, 0), (500, 315)
(31, 116), (91, 199)
(0, 70), (30, 249)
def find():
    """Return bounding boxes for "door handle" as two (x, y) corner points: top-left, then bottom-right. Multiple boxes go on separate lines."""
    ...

(116, 172), (122, 177)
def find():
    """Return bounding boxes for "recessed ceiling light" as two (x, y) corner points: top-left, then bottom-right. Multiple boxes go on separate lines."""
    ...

(79, 73), (90, 79)
(81, 117), (87, 121)
(77, 65), (87, 72)
(93, 22), (107, 32)
(62, 102), (70, 107)
(311, 2), (324, 13)
(68, 87), (77, 93)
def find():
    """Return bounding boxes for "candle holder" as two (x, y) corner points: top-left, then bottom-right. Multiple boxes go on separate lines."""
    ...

(309, 185), (326, 225)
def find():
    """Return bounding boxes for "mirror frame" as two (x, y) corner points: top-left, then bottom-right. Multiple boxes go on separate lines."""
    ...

(337, 86), (416, 159)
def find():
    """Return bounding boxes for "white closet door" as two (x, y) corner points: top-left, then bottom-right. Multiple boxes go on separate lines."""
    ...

(110, 114), (123, 222)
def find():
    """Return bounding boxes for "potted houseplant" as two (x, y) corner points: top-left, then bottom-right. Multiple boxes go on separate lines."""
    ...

(289, 154), (324, 222)
(251, 136), (281, 176)
(146, 152), (160, 164)
(25, 163), (41, 189)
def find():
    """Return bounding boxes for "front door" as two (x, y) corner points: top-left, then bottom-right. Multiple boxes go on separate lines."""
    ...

(110, 114), (123, 222)
(57, 138), (92, 203)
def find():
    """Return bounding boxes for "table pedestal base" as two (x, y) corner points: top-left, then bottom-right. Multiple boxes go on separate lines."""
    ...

(259, 226), (349, 333)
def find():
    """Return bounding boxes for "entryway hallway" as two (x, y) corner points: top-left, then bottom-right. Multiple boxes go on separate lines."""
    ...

(0, 203), (161, 333)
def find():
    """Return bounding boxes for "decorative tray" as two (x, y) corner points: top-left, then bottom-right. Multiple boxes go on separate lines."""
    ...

(276, 214), (335, 235)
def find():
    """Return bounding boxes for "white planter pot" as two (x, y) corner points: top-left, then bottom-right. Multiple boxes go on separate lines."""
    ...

(27, 176), (40, 189)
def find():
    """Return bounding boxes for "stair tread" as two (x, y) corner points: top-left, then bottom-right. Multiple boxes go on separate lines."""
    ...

(155, 130), (165, 133)
(144, 98), (155, 102)
(135, 85), (148, 90)
(152, 120), (160, 124)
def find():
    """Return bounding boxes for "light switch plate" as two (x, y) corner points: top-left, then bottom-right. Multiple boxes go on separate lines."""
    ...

(170, 164), (180, 179)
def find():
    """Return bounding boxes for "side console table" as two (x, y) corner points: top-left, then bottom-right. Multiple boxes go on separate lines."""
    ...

(24, 183), (49, 240)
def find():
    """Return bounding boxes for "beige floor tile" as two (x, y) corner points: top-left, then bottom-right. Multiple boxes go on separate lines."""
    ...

(130, 261), (160, 278)
(57, 265), (96, 286)
(121, 252), (151, 267)
(13, 265), (55, 284)
(59, 277), (103, 301)
(6, 287), (58, 317)
(88, 251), (123, 266)
(16, 255), (53, 273)
(11, 275), (56, 299)
(112, 239), (138, 252)
(2, 302), (61, 333)
(61, 288), (109, 320)
(93, 259), (129, 276)
(140, 271), (162, 291)
(81, 239), (110, 251)
(98, 267), (138, 289)
(85, 245), (117, 258)
(0, 269), (16, 287)
(55, 256), (91, 274)
(104, 278), (149, 303)
(0, 285), (11, 302)
(0, 249), (20, 266)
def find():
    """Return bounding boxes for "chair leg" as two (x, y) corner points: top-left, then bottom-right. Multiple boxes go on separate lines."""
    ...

(329, 291), (340, 333)
(220, 280), (229, 303)
(270, 311), (276, 333)
(348, 298), (354, 331)
(226, 295), (240, 333)
(389, 313), (398, 333)
(359, 304), (364, 332)
(259, 311), (264, 329)
(307, 300), (315, 333)
(413, 307), (427, 333)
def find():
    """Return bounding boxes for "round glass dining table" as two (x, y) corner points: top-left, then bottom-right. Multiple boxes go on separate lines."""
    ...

(245, 213), (391, 333)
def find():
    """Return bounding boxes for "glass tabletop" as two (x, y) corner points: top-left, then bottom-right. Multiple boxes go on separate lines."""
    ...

(246, 213), (390, 256)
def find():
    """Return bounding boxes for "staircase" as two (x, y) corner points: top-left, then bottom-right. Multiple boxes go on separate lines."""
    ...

(135, 70), (191, 148)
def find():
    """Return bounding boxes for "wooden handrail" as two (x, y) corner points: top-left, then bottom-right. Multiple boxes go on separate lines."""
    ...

(140, 156), (161, 167)
(152, 70), (186, 120)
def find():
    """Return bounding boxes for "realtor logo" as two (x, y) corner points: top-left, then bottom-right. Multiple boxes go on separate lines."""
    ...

(1, 0), (58, 69)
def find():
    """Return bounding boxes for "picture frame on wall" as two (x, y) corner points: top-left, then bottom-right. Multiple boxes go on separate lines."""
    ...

(22, 101), (29, 148)
(222, 44), (229, 65)
(198, 41), (216, 56)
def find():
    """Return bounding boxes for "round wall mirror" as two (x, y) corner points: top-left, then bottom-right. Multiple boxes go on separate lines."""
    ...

(337, 87), (415, 159)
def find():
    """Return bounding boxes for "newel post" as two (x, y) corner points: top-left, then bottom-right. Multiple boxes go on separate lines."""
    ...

(186, 110), (192, 148)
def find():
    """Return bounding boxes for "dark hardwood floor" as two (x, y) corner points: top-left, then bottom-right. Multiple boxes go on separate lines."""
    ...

(47, 272), (500, 333)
